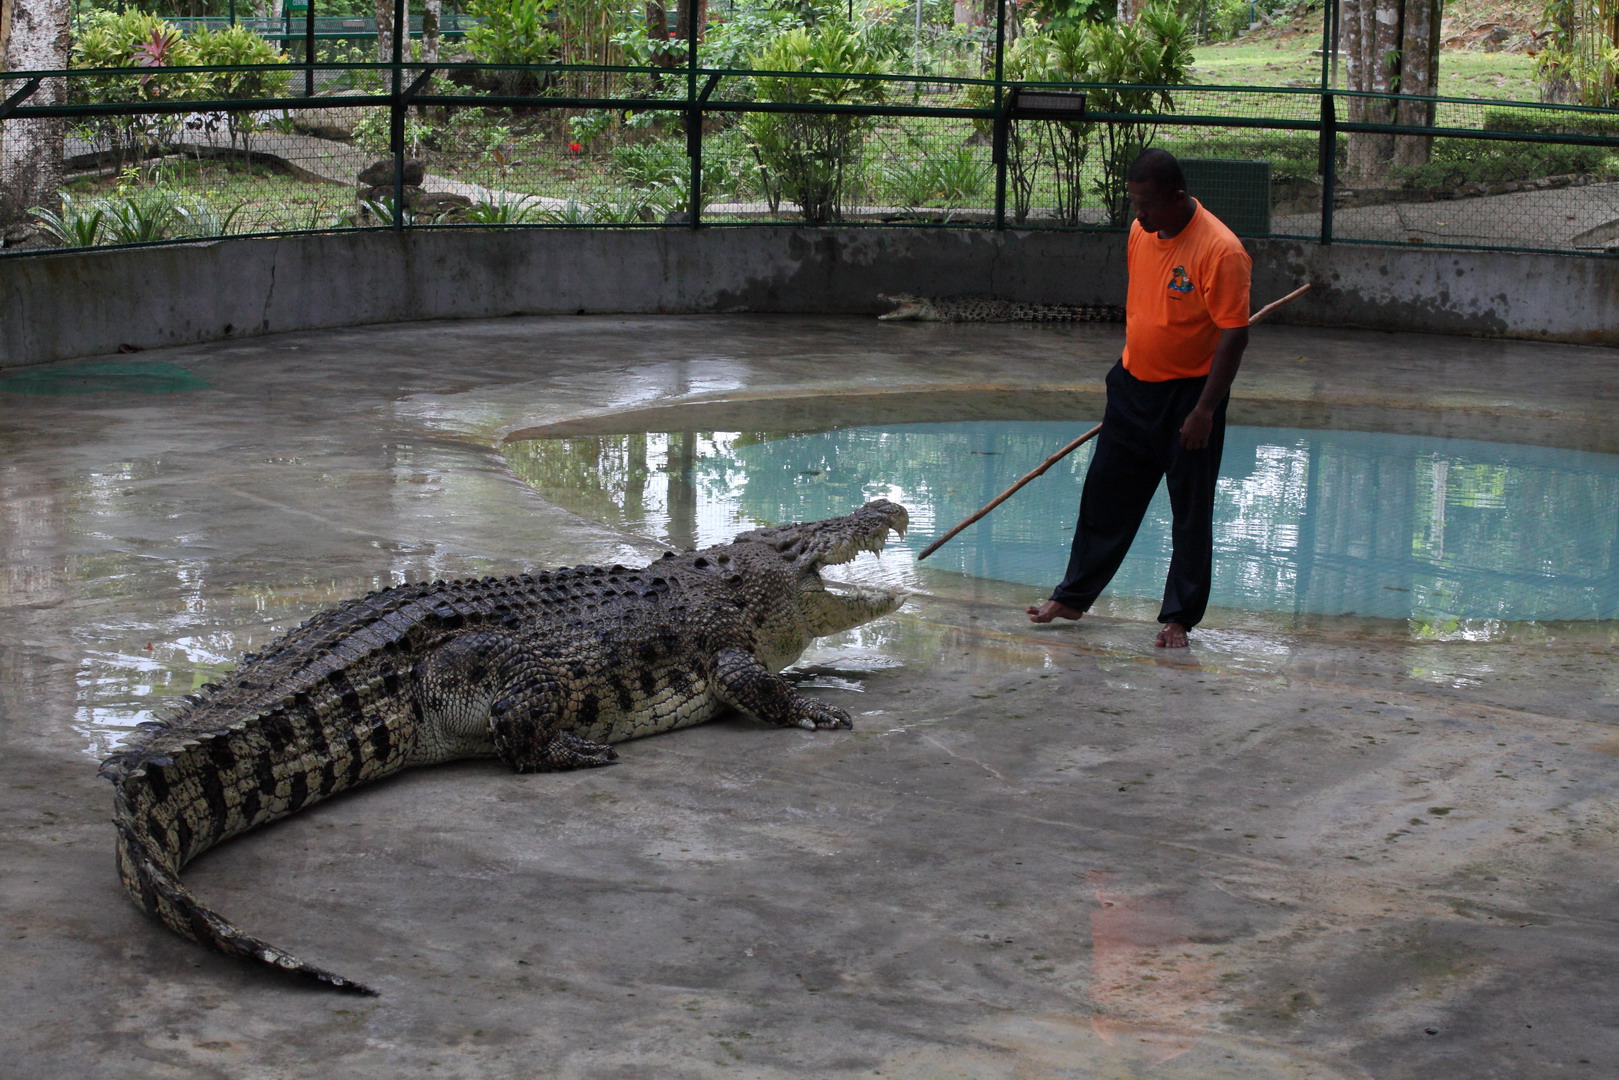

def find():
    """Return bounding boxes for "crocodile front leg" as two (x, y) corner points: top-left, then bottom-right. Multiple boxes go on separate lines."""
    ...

(712, 646), (852, 730)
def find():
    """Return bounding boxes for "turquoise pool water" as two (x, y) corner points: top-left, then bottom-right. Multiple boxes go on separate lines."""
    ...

(506, 422), (1619, 627)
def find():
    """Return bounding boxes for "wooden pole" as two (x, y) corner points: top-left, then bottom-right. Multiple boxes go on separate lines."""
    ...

(915, 283), (1312, 562)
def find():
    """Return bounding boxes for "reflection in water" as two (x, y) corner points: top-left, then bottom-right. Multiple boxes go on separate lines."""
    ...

(2, 415), (526, 760)
(505, 421), (1619, 630)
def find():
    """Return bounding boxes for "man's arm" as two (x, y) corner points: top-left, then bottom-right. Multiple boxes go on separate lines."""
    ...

(1179, 325), (1248, 450)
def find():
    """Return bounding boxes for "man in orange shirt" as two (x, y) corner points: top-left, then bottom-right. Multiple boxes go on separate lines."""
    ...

(1027, 148), (1251, 647)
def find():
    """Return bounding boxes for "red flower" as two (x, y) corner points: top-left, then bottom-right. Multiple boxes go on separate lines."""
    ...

(569, 141), (583, 154)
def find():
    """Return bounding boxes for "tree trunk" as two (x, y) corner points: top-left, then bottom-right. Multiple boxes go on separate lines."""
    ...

(674, 0), (706, 46)
(422, 0), (440, 65)
(978, 0), (1002, 72)
(0, 0), (70, 228)
(1117, 0), (1140, 24)
(646, 0), (676, 68)
(375, 0), (395, 65)
(1366, 0), (1400, 175)
(1392, 0), (1440, 169)
(1344, 0), (1409, 182)
(1342, 0), (1371, 177)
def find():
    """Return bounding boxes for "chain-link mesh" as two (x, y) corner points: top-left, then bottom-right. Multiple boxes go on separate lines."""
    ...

(7, 37), (1619, 254)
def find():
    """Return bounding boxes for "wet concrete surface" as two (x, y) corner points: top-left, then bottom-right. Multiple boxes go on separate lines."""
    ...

(1, 314), (1616, 1079)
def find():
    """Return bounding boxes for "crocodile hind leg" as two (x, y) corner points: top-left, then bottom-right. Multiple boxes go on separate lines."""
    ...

(412, 632), (617, 772)
(484, 657), (618, 773)
(491, 699), (620, 774)
(712, 646), (852, 730)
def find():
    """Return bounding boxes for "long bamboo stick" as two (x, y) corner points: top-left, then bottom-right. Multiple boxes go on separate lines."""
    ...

(915, 283), (1312, 561)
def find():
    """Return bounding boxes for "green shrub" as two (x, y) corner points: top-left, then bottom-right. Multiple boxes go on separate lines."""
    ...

(1389, 138), (1619, 190)
(1161, 130), (1325, 186)
(463, 192), (547, 225)
(98, 184), (188, 244)
(878, 138), (989, 211)
(174, 196), (248, 239)
(1080, 3), (1195, 224)
(189, 25), (292, 150)
(1481, 105), (1619, 138)
(70, 11), (202, 170)
(609, 138), (689, 188)
(462, 0), (560, 95)
(28, 193), (107, 248)
(742, 24), (888, 222)
(983, 2), (1193, 225)
(189, 25), (291, 98)
(606, 134), (748, 212)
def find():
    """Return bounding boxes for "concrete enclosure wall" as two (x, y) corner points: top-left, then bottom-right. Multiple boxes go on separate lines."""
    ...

(3, 228), (1617, 368)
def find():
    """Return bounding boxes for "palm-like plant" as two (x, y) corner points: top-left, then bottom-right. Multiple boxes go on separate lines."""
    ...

(28, 193), (107, 248)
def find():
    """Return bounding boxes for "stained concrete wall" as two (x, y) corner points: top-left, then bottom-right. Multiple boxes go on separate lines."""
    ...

(2, 228), (1616, 368)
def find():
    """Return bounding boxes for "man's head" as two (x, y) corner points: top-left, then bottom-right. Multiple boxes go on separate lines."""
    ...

(1126, 148), (1193, 237)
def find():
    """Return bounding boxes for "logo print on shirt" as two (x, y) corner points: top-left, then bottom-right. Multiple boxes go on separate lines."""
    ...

(1168, 266), (1194, 295)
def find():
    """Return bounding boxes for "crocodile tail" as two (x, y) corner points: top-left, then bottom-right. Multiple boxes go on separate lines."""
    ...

(104, 717), (386, 995)
(112, 815), (377, 995)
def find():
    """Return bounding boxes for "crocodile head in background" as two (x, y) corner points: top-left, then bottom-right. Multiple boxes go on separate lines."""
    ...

(875, 293), (932, 321)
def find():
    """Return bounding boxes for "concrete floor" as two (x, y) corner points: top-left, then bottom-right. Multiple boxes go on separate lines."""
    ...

(1, 314), (1616, 1080)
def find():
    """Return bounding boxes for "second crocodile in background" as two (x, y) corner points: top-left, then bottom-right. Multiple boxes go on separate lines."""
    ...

(878, 293), (1124, 323)
(100, 499), (910, 994)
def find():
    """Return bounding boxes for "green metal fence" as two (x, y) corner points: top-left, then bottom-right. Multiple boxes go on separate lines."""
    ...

(4, 7), (1619, 257)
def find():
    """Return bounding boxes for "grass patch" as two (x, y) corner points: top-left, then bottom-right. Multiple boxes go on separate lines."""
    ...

(1190, 38), (1538, 103)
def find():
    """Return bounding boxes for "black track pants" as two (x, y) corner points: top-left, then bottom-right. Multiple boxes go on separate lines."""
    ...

(1050, 360), (1227, 628)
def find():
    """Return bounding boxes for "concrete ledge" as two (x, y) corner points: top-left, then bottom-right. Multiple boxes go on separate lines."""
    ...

(3, 228), (1617, 367)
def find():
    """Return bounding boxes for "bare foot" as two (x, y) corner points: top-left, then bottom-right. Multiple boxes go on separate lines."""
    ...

(1154, 622), (1190, 648)
(1027, 599), (1085, 623)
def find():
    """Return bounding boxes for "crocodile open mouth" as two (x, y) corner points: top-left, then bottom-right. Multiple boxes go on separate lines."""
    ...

(814, 500), (910, 568)
(734, 499), (910, 572)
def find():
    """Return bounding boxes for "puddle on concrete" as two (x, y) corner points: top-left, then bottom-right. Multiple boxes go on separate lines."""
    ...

(58, 577), (411, 762)
(504, 421), (1619, 635)
(0, 360), (209, 395)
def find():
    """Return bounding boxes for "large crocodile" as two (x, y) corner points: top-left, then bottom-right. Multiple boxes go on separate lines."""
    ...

(878, 293), (1124, 323)
(101, 500), (909, 994)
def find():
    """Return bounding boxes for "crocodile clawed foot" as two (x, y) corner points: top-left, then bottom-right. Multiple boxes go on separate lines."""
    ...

(510, 733), (620, 773)
(794, 702), (852, 731)
(562, 738), (619, 768)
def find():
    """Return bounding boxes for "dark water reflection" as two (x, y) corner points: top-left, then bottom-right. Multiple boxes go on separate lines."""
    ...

(505, 421), (1619, 632)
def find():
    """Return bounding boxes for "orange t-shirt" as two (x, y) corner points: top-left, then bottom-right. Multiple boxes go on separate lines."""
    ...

(1121, 200), (1252, 382)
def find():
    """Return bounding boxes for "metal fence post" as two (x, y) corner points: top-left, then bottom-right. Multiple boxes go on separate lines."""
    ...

(1320, 92), (1335, 245)
(687, 0), (701, 229)
(992, 87), (1011, 231)
(391, 0), (407, 232)
(1318, 0), (1337, 246)
(992, 0), (1008, 230)
(304, 0), (316, 97)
